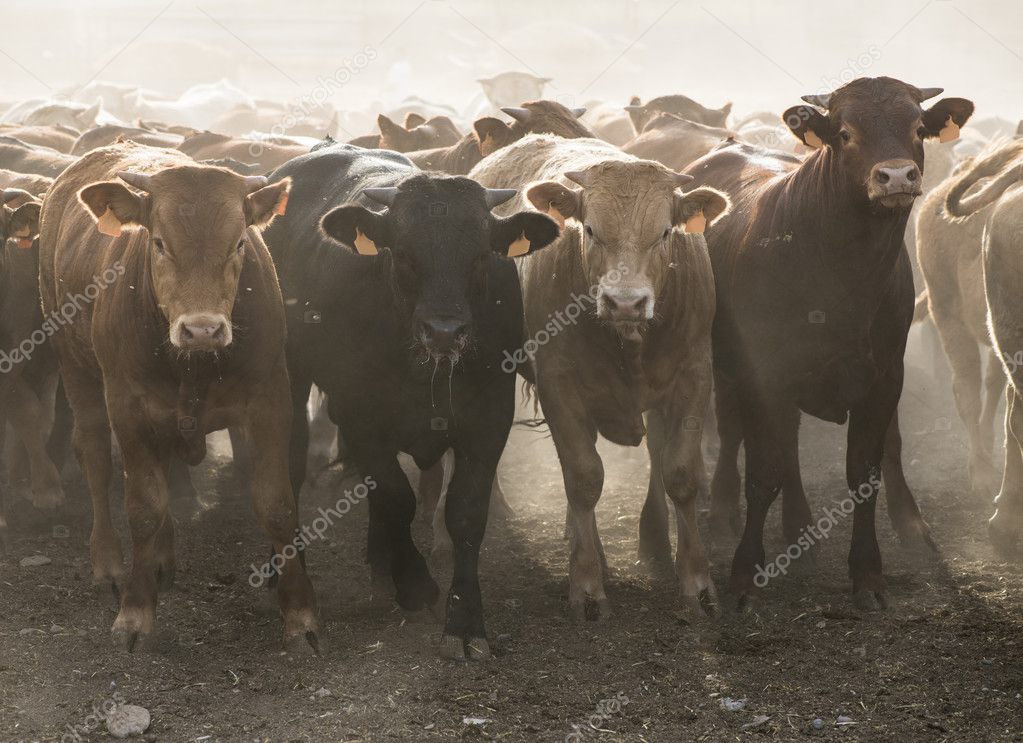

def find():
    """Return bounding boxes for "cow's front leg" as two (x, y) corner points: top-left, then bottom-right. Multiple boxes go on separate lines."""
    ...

(108, 423), (173, 651)
(638, 409), (672, 573)
(247, 379), (320, 652)
(438, 452), (495, 660)
(881, 408), (936, 551)
(544, 391), (607, 621)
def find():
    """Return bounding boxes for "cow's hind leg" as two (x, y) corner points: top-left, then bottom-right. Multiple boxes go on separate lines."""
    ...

(977, 348), (1007, 494)
(5, 376), (64, 511)
(990, 388), (1023, 554)
(709, 370), (743, 539)
(438, 452), (495, 660)
(881, 409), (936, 551)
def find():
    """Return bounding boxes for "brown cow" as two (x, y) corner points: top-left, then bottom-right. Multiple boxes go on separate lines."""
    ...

(623, 113), (736, 172)
(0, 136), (76, 178)
(0, 169), (52, 196)
(0, 124), (78, 153)
(38, 142), (318, 651)
(178, 131), (307, 173)
(406, 100), (592, 175)
(72, 124), (184, 155)
(470, 135), (730, 619)
(685, 77), (973, 610)
(626, 95), (732, 133)
(376, 113), (461, 152)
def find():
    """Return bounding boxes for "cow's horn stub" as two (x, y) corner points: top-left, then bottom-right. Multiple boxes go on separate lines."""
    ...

(917, 87), (944, 102)
(564, 170), (594, 188)
(363, 187), (399, 207)
(799, 93), (832, 110)
(570, 107), (587, 118)
(116, 171), (153, 192)
(672, 173), (695, 187)
(243, 175), (269, 192)
(485, 188), (517, 209)
(501, 107), (531, 123)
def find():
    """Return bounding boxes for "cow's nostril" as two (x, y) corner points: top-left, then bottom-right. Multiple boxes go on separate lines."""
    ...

(907, 169), (918, 182)
(180, 325), (195, 341)
(633, 296), (649, 314)
(876, 171), (890, 184)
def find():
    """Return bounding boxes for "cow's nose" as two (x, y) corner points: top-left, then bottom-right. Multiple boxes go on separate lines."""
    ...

(418, 317), (469, 355)
(174, 313), (231, 350)
(599, 288), (653, 321)
(870, 160), (922, 197)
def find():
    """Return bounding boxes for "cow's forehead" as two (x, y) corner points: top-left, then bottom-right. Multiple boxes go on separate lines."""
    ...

(580, 161), (676, 219)
(829, 77), (922, 118)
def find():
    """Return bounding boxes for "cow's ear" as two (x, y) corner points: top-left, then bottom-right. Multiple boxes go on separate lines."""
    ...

(474, 117), (512, 157)
(525, 181), (581, 228)
(320, 204), (390, 256)
(78, 181), (148, 237)
(246, 177), (291, 228)
(9, 201), (41, 248)
(922, 97), (974, 142)
(673, 187), (731, 233)
(491, 211), (559, 258)
(403, 112), (426, 130)
(2, 188), (36, 209)
(782, 104), (832, 148)
(377, 114), (408, 148)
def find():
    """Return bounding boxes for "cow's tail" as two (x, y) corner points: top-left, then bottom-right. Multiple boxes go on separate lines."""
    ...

(945, 140), (1023, 221)
(913, 288), (930, 324)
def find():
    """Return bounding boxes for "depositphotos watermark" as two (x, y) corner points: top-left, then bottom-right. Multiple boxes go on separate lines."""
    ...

(501, 262), (629, 373)
(753, 469), (882, 588)
(0, 262), (125, 373)
(59, 690), (126, 743)
(565, 692), (630, 742)
(248, 475), (377, 587)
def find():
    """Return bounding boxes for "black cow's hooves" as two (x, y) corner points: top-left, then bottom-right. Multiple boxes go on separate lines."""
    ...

(852, 589), (888, 612)
(438, 634), (490, 661)
(285, 629), (322, 656)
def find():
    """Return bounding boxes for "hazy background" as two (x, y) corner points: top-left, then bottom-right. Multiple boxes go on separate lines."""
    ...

(3, 0), (1020, 126)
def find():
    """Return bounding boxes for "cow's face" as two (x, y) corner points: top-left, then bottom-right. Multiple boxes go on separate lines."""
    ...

(79, 166), (290, 352)
(377, 114), (461, 153)
(783, 77), (974, 209)
(320, 175), (559, 365)
(527, 162), (729, 342)
(473, 101), (590, 157)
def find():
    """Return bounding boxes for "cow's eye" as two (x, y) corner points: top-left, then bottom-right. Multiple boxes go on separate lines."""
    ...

(584, 225), (594, 238)
(236, 239), (246, 254)
(917, 126), (928, 139)
(153, 238), (165, 255)
(662, 228), (671, 241)
(839, 130), (851, 143)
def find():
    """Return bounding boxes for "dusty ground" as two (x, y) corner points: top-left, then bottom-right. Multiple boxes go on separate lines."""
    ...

(2, 348), (1023, 742)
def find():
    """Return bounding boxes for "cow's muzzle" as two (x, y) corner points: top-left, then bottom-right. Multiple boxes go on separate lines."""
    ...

(868, 159), (922, 208)
(597, 286), (654, 342)
(416, 316), (470, 360)
(171, 313), (232, 352)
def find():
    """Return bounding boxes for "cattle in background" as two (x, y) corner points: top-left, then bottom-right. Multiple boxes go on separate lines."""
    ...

(376, 113), (462, 152)
(406, 100), (591, 175)
(624, 113), (735, 171)
(263, 143), (558, 659)
(580, 101), (637, 146)
(177, 131), (307, 173)
(962, 159), (1023, 552)
(0, 189), (62, 549)
(470, 134), (730, 619)
(38, 143), (318, 651)
(685, 78), (973, 610)
(0, 170), (52, 196)
(478, 72), (551, 110)
(3, 100), (107, 130)
(912, 141), (1023, 498)
(0, 125), (78, 153)
(627, 95), (732, 133)
(72, 124), (184, 155)
(0, 137), (77, 178)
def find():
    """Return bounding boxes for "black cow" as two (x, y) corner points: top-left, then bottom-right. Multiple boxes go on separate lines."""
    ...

(263, 144), (558, 659)
(685, 77), (973, 610)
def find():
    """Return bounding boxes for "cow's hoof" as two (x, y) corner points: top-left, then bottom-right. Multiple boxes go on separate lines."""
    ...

(285, 629), (321, 656)
(852, 589), (888, 612)
(111, 609), (152, 653)
(466, 636), (491, 660)
(681, 587), (720, 619)
(111, 626), (146, 653)
(438, 634), (490, 661)
(895, 520), (938, 554)
(569, 596), (611, 622)
(733, 591), (752, 614)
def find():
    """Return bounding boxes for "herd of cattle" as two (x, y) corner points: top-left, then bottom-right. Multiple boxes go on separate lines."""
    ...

(2, 70), (1023, 661)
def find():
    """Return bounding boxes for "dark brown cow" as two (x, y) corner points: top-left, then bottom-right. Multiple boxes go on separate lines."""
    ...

(623, 113), (735, 171)
(684, 77), (973, 610)
(406, 100), (592, 175)
(627, 95), (732, 132)
(38, 142), (318, 651)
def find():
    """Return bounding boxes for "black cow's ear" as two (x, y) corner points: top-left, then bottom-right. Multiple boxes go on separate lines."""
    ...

(474, 117), (512, 156)
(78, 181), (148, 237)
(782, 104), (832, 148)
(673, 187), (731, 233)
(525, 181), (581, 227)
(491, 211), (559, 258)
(9, 201), (41, 248)
(320, 204), (390, 256)
(922, 97), (974, 142)
(246, 177), (291, 228)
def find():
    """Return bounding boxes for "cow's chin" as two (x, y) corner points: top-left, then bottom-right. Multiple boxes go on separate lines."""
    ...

(874, 192), (918, 210)
(612, 320), (645, 343)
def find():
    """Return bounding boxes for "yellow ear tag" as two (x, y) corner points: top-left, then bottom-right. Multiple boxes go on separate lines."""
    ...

(354, 228), (378, 255)
(13, 226), (32, 249)
(804, 130), (824, 149)
(547, 204), (566, 228)
(684, 211), (707, 234)
(507, 233), (530, 257)
(96, 207), (122, 237)
(274, 192), (289, 216)
(939, 116), (960, 144)
(479, 133), (496, 156)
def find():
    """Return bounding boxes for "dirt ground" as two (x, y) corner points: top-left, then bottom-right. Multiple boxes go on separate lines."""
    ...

(3, 340), (1023, 743)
